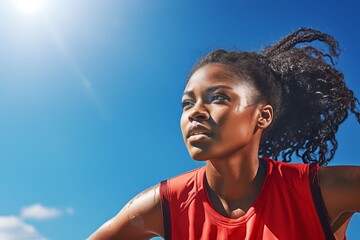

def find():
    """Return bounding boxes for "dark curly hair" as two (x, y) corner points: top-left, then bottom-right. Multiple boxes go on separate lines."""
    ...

(189, 28), (360, 165)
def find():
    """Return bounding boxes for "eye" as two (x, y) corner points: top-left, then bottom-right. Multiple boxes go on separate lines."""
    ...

(181, 99), (194, 110)
(210, 93), (230, 103)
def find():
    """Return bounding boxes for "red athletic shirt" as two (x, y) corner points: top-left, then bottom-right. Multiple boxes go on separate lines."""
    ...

(160, 158), (342, 240)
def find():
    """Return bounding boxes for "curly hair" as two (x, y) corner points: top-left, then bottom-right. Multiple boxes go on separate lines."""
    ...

(190, 28), (360, 165)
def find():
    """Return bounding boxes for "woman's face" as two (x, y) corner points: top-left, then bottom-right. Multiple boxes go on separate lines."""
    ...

(180, 63), (262, 160)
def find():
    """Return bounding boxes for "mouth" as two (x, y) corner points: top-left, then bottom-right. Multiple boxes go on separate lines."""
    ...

(188, 131), (212, 137)
(187, 125), (213, 141)
(187, 131), (213, 143)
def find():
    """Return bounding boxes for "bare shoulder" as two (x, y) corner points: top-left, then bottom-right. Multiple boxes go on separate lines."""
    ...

(318, 165), (360, 224)
(88, 184), (164, 240)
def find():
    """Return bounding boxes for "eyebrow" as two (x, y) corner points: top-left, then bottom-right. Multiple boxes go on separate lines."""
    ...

(182, 85), (234, 97)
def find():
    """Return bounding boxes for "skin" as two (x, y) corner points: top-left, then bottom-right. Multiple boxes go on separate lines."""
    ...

(88, 63), (360, 240)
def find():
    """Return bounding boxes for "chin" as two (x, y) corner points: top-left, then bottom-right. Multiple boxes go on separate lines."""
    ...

(188, 149), (211, 161)
(191, 155), (208, 161)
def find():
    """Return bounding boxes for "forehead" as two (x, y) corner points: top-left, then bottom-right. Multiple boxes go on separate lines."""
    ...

(185, 63), (250, 91)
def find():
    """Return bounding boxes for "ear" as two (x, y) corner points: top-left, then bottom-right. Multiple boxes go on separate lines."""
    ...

(257, 105), (273, 129)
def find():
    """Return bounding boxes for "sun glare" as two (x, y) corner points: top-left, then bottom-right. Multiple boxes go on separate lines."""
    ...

(15, 0), (47, 15)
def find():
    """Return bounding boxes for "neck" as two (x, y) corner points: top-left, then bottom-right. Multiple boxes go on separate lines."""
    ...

(206, 154), (262, 199)
(205, 146), (267, 218)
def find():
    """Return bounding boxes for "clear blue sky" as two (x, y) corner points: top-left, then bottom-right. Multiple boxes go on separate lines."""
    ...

(0, 0), (359, 239)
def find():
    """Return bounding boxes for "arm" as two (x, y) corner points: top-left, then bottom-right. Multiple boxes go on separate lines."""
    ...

(318, 166), (360, 230)
(88, 184), (164, 240)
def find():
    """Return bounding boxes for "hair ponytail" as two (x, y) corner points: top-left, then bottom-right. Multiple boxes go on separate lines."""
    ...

(259, 28), (360, 165)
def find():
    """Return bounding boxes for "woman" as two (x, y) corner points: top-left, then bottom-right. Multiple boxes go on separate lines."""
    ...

(88, 28), (360, 240)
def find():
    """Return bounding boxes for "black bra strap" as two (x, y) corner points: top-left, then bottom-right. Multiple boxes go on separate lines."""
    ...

(160, 180), (172, 240)
(309, 164), (335, 240)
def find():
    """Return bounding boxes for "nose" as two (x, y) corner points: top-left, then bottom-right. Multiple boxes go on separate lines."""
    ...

(188, 103), (209, 122)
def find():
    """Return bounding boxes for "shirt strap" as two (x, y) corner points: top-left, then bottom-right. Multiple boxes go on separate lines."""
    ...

(160, 180), (172, 240)
(309, 163), (335, 240)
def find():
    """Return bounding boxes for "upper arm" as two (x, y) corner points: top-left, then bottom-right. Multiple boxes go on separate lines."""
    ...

(319, 166), (360, 224)
(87, 184), (164, 240)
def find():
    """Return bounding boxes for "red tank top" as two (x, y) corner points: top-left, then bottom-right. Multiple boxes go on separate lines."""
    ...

(160, 158), (341, 240)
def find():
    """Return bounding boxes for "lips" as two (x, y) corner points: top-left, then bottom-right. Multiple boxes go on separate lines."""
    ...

(188, 131), (212, 137)
(187, 125), (213, 139)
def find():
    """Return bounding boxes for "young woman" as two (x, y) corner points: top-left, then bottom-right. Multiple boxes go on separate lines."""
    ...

(88, 28), (360, 240)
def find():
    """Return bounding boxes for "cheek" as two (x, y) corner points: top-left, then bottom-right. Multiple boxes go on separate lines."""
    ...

(217, 110), (255, 138)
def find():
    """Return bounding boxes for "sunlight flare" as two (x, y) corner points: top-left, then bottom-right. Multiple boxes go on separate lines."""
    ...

(15, 0), (47, 15)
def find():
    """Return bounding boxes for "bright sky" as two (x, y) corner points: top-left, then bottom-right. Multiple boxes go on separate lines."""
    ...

(0, 0), (359, 239)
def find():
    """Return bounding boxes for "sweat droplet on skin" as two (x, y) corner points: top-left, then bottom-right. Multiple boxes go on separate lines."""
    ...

(129, 213), (145, 228)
